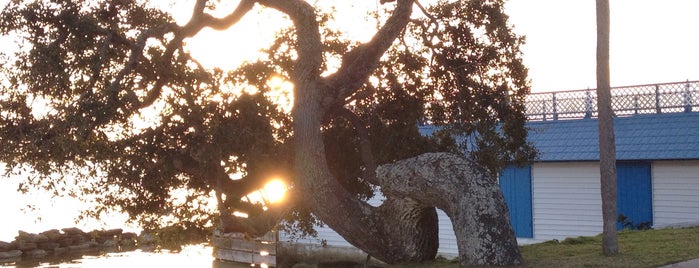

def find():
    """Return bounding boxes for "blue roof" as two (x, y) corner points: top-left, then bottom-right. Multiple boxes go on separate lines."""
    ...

(528, 112), (699, 161)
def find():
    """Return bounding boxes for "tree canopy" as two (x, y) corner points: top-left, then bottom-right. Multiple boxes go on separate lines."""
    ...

(0, 0), (535, 265)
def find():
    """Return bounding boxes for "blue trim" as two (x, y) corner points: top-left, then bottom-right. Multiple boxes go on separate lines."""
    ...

(499, 166), (533, 238)
(616, 162), (653, 230)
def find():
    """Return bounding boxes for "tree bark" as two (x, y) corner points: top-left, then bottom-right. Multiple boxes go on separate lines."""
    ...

(292, 64), (439, 263)
(596, 0), (618, 256)
(377, 153), (523, 266)
(273, 0), (440, 263)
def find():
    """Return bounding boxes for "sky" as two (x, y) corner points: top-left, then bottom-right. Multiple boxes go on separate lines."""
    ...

(2, 0), (696, 92)
(505, 0), (699, 92)
(1, 0), (699, 240)
(170, 0), (699, 93)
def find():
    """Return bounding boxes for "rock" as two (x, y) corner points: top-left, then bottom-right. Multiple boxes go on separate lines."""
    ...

(24, 249), (48, 258)
(40, 229), (63, 241)
(1, 226), (157, 263)
(121, 232), (137, 240)
(16, 230), (31, 239)
(87, 241), (99, 248)
(68, 243), (91, 251)
(95, 236), (109, 243)
(61, 227), (85, 236)
(16, 232), (50, 244)
(53, 247), (68, 255)
(57, 237), (74, 247)
(39, 242), (61, 250)
(15, 231), (35, 243)
(17, 241), (37, 251)
(88, 230), (107, 243)
(0, 241), (14, 252)
(119, 238), (136, 247)
(0, 250), (22, 259)
(32, 234), (50, 244)
(139, 244), (156, 252)
(102, 239), (118, 248)
(87, 230), (101, 239)
(137, 233), (156, 245)
(102, 228), (123, 237)
(69, 234), (86, 244)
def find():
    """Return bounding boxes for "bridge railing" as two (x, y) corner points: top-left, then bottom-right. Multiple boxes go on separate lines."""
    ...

(525, 80), (699, 121)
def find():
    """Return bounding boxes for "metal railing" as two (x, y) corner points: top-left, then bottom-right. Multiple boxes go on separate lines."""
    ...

(526, 80), (699, 121)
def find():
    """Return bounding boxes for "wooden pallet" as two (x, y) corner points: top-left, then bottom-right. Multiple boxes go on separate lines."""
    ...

(212, 231), (277, 267)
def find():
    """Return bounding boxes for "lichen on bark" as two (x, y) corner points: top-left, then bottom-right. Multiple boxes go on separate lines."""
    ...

(377, 152), (522, 266)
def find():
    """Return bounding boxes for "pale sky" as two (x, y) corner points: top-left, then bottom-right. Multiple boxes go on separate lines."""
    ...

(506, 0), (699, 92)
(175, 0), (699, 93)
(2, 0), (696, 92)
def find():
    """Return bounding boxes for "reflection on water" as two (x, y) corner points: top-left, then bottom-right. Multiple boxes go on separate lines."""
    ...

(0, 176), (139, 243)
(1, 244), (219, 268)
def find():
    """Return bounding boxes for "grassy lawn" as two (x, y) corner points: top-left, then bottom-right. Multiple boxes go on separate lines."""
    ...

(392, 227), (699, 267)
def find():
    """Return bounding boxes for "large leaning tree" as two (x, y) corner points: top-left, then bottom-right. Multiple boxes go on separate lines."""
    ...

(0, 0), (535, 265)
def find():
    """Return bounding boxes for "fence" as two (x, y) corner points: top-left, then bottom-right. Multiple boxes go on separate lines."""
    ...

(212, 230), (277, 268)
(525, 80), (699, 121)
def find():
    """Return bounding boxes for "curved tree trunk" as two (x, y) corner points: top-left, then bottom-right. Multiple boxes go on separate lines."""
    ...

(292, 73), (438, 263)
(291, 56), (518, 264)
(373, 197), (440, 262)
(377, 152), (523, 266)
(267, 0), (518, 265)
(280, 0), (442, 263)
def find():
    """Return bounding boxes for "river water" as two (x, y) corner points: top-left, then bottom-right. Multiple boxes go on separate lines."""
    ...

(0, 244), (236, 268)
(0, 176), (229, 267)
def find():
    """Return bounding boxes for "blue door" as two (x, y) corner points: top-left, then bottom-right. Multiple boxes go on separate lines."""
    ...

(616, 162), (653, 230)
(499, 165), (533, 238)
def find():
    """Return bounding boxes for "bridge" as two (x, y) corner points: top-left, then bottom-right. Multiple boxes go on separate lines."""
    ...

(526, 80), (699, 121)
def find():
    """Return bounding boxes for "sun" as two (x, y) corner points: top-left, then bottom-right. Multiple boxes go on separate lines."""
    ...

(261, 179), (287, 204)
(242, 178), (288, 206)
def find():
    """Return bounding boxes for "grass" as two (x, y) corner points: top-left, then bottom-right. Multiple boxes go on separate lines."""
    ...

(390, 227), (699, 267)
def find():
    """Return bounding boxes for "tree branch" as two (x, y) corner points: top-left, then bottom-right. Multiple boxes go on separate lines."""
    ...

(256, 0), (323, 90)
(220, 190), (296, 237)
(169, 153), (263, 199)
(415, 0), (436, 22)
(334, 107), (379, 185)
(133, 0), (256, 109)
(182, 0), (256, 33)
(321, 0), (415, 110)
(107, 23), (174, 108)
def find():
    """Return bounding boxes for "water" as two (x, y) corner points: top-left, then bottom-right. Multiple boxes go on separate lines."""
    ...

(0, 177), (221, 267)
(0, 244), (220, 268)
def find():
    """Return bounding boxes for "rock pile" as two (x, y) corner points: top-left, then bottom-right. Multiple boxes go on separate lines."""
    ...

(0, 227), (156, 262)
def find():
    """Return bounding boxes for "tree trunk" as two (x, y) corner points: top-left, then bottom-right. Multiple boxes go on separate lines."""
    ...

(596, 0), (618, 256)
(377, 152), (523, 266)
(374, 197), (440, 262)
(278, 0), (441, 263)
(276, 0), (520, 264)
(292, 72), (439, 263)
